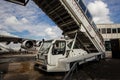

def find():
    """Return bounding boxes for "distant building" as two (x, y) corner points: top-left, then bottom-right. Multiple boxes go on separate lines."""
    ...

(97, 24), (120, 52)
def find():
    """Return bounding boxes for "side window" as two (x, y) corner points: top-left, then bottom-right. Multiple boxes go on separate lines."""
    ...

(86, 10), (92, 21)
(107, 28), (111, 33)
(52, 41), (66, 55)
(118, 28), (120, 33)
(112, 28), (117, 33)
(67, 41), (73, 49)
(78, 0), (86, 12)
(102, 28), (106, 34)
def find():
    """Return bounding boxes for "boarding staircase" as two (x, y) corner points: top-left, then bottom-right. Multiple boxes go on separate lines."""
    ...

(33, 0), (105, 53)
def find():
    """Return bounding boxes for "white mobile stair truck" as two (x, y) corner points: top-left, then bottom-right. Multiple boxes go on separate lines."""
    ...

(33, 0), (105, 72)
(5, 0), (105, 72)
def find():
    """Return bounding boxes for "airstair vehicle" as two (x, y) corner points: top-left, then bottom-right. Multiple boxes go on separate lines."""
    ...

(5, 0), (105, 72)
(33, 0), (105, 72)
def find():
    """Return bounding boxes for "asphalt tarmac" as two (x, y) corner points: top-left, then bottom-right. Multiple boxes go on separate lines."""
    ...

(0, 55), (120, 80)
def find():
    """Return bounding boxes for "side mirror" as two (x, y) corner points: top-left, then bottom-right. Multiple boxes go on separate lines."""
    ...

(5, 0), (29, 6)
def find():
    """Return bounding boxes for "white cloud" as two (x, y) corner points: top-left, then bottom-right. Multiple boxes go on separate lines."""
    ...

(21, 18), (29, 23)
(4, 16), (28, 32)
(0, 1), (62, 40)
(45, 26), (62, 39)
(87, 0), (113, 24)
(0, 23), (14, 36)
(2, 15), (62, 39)
(5, 16), (21, 26)
(27, 24), (62, 39)
(0, 29), (18, 37)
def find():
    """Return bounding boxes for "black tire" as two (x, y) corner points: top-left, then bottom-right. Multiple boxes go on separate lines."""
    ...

(34, 63), (39, 71)
(95, 55), (101, 62)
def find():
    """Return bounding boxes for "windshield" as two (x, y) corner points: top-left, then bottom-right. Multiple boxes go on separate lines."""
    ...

(39, 41), (52, 55)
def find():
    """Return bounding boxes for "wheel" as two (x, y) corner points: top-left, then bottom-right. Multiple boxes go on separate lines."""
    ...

(95, 55), (101, 62)
(34, 63), (39, 71)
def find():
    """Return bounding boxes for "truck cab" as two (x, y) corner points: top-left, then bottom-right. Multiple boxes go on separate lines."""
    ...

(35, 39), (69, 72)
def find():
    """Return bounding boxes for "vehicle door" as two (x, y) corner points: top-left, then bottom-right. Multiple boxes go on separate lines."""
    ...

(49, 40), (66, 66)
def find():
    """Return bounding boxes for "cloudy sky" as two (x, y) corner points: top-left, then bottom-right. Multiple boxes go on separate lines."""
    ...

(0, 0), (120, 40)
